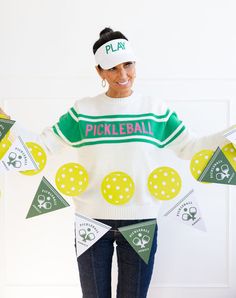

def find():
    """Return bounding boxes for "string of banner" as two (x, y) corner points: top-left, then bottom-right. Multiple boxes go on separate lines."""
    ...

(1, 115), (236, 264)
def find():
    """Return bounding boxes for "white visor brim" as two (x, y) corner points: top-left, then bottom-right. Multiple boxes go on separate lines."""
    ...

(95, 38), (136, 70)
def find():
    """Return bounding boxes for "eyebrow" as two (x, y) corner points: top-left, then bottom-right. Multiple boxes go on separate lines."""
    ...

(108, 61), (133, 70)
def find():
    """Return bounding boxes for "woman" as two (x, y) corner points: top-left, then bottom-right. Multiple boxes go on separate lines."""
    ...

(0, 28), (231, 298)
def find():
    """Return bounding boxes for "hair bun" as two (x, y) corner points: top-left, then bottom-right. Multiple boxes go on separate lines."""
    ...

(99, 27), (113, 38)
(93, 27), (128, 55)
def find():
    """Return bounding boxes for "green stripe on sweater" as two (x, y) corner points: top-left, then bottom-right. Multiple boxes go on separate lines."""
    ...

(52, 111), (185, 148)
(53, 125), (185, 148)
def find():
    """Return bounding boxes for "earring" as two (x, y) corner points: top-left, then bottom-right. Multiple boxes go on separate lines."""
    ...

(102, 79), (106, 88)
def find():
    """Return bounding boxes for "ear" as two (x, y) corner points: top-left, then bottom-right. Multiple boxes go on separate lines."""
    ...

(133, 62), (137, 78)
(95, 66), (104, 79)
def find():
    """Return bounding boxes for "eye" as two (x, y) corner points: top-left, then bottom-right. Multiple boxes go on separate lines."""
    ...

(124, 62), (134, 68)
(108, 66), (116, 71)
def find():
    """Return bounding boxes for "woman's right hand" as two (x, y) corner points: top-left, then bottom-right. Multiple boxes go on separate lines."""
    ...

(0, 107), (11, 119)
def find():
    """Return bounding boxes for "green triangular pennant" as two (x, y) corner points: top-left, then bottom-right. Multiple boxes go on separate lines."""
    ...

(26, 176), (70, 218)
(198, 147), (236, 185)
(118, 220), (157, 264)
(0, 118), (15, 142)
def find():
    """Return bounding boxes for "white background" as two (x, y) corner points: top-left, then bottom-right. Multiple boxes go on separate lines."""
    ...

(0, 1), (236, 297)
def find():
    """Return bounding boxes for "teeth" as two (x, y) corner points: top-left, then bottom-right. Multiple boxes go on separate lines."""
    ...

(118, 81), (128, 85)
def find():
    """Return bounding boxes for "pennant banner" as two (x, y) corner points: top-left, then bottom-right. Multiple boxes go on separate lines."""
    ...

(20, 142), (47, 176)
(164, 189), (206, 232)
(198, 147), (236, 185)
(118, 219), (157, 264)
(0, 136), (38, 172)
(0, 118), (15, 142)
(224, 127), (236, 144)
(75, 213), (111, 257)
(26, 176), (70, 218)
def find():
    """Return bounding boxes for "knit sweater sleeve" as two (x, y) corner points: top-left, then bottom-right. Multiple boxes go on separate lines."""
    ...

(167, 126), (230, 160)
(51, 103), (81, 145)
(39, 102), (81, 154)
(159, 100), (230, 159)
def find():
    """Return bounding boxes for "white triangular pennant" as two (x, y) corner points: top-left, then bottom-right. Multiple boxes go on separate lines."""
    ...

(163, 189), (207, 232)
(75, 213), (111, 257)
(0, 136), (38, 172)
(224, 127), (236, 144)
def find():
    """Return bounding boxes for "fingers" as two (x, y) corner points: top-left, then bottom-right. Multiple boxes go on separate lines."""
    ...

(0, 107), (11, 119)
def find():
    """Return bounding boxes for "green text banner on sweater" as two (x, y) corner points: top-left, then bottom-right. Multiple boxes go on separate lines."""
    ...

(53, 109), (185, 148)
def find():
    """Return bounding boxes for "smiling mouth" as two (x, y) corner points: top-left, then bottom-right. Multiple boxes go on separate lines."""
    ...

(117, 81), (129, 86)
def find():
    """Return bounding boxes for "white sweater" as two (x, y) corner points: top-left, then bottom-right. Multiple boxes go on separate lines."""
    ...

(40, 91), (229, 219)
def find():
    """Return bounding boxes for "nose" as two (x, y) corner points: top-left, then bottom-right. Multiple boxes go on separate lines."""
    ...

(117, 67), (128, 80)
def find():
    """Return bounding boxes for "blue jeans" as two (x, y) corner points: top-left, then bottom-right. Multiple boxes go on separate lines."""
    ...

(76, 219), (158, 298)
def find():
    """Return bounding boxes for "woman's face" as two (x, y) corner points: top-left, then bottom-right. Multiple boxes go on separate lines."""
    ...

(96, 61), (136, 98)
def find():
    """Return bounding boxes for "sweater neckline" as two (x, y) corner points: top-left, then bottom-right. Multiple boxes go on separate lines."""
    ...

(101, 90), (136, 104)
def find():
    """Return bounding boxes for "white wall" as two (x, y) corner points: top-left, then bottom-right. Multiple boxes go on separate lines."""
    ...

(1, 1), (236, 298)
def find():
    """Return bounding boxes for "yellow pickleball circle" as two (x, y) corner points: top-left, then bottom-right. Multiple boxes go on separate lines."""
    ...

(0, 114), (9, 119)
(0, 135), (12, 159)
(190, 149), (214, 180)
(20, 142), (47, 176)
(148, 167), (182, 200)
(55, 162), (89, 196)
(101, 171), (135, 205)
(222, 143), (236, 171)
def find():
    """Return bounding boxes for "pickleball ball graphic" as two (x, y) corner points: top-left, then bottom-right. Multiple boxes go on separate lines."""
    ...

(0, 134), (11, 159)
(101, 171), (135, 205)
(221, 143), (236, 171)
(148, 166), (182, 200)
(190, 149), (214, 180)
(20, 142), (47, 175)
(55, 162), (89, 196)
